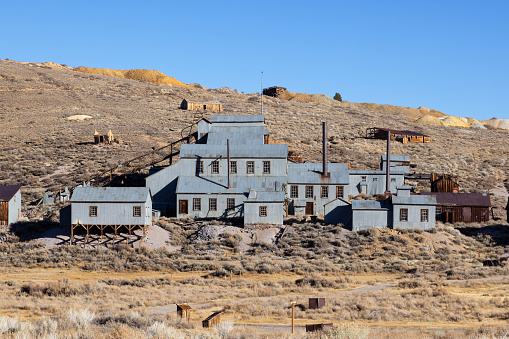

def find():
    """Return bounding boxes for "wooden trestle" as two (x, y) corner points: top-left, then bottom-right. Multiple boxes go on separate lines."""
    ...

(70, 223), (148, 247)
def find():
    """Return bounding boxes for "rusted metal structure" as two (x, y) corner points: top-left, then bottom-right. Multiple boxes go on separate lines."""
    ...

(176, 304), (192, 322)
(431, 173), (459, 193)
(420, 192), (491, 223)
(309, 298), (325, 309)
(366, 127), (430, 143)
(202, 311), (222, 328)
(262, 86), (287, 97)
(306, 323), (333, 332)
(180, 99), (222, 112)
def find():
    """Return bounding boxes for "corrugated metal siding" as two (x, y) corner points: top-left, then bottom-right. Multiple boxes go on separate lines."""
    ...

(71, 200), (151, 226)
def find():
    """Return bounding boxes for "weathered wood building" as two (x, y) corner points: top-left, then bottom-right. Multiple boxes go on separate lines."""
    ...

(176, 304), (192, 322)
(202, 311), (222, 328)
(419, 192), (490, 223)
(431, 173), (459, 193)
(0, 185), (21, 226)
(366, 127), (430, 143)
(180, 99), (222, 112)
(262, 86), (287, 97)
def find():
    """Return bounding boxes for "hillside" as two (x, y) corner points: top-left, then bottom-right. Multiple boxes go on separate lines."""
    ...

(0, 58), (508, 216)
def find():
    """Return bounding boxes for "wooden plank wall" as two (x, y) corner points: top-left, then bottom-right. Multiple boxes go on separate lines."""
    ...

(0, 202), (8, 225)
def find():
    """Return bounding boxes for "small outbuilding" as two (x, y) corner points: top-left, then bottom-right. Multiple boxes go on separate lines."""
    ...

(0, 185), (22, 226)
(202, 311), (222, 328)
(419, 192), (490, 223)
(176, 304), (192, 322)
(430, 173), (459, 193)
(180, 99), (222, 112)
(367, 127), (430, 143)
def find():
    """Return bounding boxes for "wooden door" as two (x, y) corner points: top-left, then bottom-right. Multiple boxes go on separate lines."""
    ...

(463, 207), (472, 222)
(179, 200), (188, 214)
(305, 202), (313, 215)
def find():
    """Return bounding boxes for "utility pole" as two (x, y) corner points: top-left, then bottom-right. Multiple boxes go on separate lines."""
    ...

(291, 301), (296, 333)
(261, 71), (264, 115)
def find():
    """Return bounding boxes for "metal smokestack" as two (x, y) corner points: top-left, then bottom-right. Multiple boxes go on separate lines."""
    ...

(227, 139), (231, 189)
(322, 122), (329, 177)
(386, 130), (391, 196)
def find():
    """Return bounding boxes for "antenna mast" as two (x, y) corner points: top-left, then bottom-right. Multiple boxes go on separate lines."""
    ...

(261, 71), (264, 115)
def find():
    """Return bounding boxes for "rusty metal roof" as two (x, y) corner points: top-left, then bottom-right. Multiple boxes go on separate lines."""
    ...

(0, 185), (21, 202)
(374, 127), (428, 137)
(419, 192), (491, 207)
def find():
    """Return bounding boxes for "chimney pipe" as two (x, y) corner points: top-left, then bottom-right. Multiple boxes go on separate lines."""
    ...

(227, 139), (230, 189)
(385, 130), (391, 196)
(322, 122), (329, 177)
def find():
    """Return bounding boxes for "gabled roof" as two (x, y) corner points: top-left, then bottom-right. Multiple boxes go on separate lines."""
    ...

(210, 115), (264, 123)
(287, 163), (349, 184)
(0, 185), (21, 202)
(374, 127), (428, 137)
(419, 192), (491, 207)
(71, 187), (151, 203)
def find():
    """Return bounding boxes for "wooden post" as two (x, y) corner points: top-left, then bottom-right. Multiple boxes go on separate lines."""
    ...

(70, 225), (74, 245)
(291, 301), (296, 334)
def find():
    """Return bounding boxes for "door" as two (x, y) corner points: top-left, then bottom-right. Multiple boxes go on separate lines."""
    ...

(179, 200), (188, 214)
(463, 207), (472, 222)
(305, 202), (314, 215)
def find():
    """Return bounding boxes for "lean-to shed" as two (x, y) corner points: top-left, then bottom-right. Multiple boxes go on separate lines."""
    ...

(202, 311), (222, 328)
(0, 185), (21, 226)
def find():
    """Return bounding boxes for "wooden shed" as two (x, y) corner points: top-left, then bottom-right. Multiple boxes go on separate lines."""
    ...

(366, 127), (430, 143)
(431, 173), (459, 193)
(309, 298), (326, 309)
(202, 311), (222, 328)
(0, 185), (22, 226)
(306, 323), (333, 332)
(419, 192), (491, 223)
(176, 304), (192, 322)
(180, 99), (222, 112)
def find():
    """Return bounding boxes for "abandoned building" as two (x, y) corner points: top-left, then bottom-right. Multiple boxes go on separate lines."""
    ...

(145, 114), (435, 229)
(180, 99), (222, 112)
(431, 173), (459, 193)
(366, 127), (430, 143)
(94, 130), (116, 144)
(0, 185), (21, 226)
(68, 187), (152, 244)
(419, 192), (491, 223)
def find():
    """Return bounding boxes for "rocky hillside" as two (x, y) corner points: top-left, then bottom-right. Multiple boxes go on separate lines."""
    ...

(0, 58), (507, 217)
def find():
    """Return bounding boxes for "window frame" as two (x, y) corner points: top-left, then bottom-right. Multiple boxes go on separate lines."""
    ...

(196, 160), (203, 174)
(133, 206), (141, 217)
(227, 198), (235, 210)
(89, 206), (97, 217)
(209, 198), (217, 211)
(321, 186), (328, 198)
(259, 206), (267, 217)
(400, 208), (408, 222)
(305, 186), (313, 198)
(193, 198), (201, 211)
(263, 161), (271, 174)
(211, 161), (219, 174)
(372, 177), (378, 182)
(290, 185), (298, 198)
(246, 161), (255, 174)
(336, 186), (344, 199)
(230, 161), (237, 174)
(361, 176), (367, 182)
(421, 209), (429, 222)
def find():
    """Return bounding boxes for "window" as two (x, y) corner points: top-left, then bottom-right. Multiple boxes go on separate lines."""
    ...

(209, 198), (217, 211)
(260, 206), (267, 217)
(290, 185), (298, 198)
(361, 176), (367, 182)
(230, 161), (237, 174)
(263, 161), (271, 174)
(305, 186), (313, 198)
(196, 160), (203, 174)
(227, 198), (235, 210)
(247, 161), (254, 174)
(400, 208), (408, 222)
(89, 206), (97, 217)
(373, 177), (378, 182)
(211, 161), (219, 174)
(336, 186), (344, 199)
(321, 186), (328, 198)
(133, 206), (141, 217)
(193, 198), (201, 211)
(421, 209), (429, 222)
(391, 178), (396, 182)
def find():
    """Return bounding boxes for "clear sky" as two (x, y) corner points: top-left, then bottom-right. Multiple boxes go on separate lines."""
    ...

(1, 0), (508, 120)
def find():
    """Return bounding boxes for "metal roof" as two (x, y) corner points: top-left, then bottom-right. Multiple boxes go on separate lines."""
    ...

(176, 176), (287, 194)
(0, 185), (21, 202)
(287, 163), (349, 184)
(205, 126), (266, 145)
(210, 115), (264, 123)
(373, 127), (429, 137)
(419, 192), (491, 207)
(352, 200), (392, 210)
(349, 170), (406, 175)
(71, 187), (151, 203)
(381, 155), (411, 162)
(392, 195), (437, 206)
(245, 191), (285, 203)
(180, 144), (288, 158)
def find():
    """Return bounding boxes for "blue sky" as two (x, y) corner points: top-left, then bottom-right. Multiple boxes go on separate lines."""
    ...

(1, 0), (508, 120)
